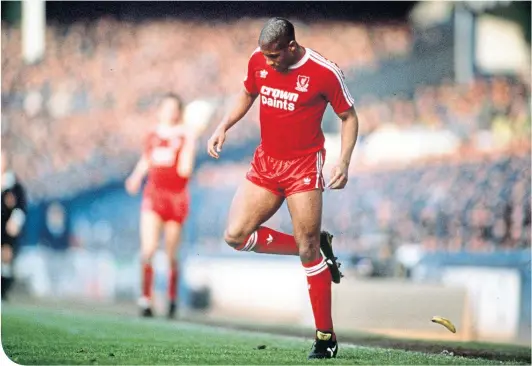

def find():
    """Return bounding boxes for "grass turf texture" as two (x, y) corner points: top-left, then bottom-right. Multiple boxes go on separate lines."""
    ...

(1, 306), (530, 365)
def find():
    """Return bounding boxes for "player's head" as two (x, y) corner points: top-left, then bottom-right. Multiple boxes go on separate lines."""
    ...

(258, 17), (299, 72)
(158, 93), (184, 125)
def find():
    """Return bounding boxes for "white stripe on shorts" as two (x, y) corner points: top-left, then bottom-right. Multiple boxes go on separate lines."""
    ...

(315, 150), (323, 189)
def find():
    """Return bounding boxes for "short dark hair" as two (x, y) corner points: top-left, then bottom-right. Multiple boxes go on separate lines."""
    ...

(161, 92), (183, 108)
(258, 17), (295, 49)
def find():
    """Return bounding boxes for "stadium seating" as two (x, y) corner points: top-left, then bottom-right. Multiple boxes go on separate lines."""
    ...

(192, 150), (531, 254)
(2, 19), (530, 255)
(1, 18), (412, 198)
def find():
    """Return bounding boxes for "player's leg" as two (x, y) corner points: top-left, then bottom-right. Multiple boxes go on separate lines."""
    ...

(224, 179), (298, 255)
(1, 241), (15, 300)
(163, 220), (182, 319)
(283, 149), (342, 282)
(139, 208), (164, 317)
(286, 189), (338, 359)
(227, 145), (301, 255)
(286, 190), (334, 331)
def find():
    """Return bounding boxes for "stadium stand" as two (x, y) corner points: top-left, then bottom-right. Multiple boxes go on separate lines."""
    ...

(1, 19), (530, 256)
(2, 18), (413, 199)
(193, 148), (531, 256)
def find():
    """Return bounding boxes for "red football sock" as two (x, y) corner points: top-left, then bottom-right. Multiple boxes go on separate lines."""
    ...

(236, 226), (298, 255)
(142, 262), (154, 301)
(168, 260), (179, 302)
(303, 256), (334, 333)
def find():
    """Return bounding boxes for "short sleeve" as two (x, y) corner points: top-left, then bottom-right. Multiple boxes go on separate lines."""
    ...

(322, 65), (354, 115)
(243, 49), (259, 95)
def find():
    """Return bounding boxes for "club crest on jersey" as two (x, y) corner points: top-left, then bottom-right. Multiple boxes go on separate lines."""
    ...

(256, 69), (268, 79)
(296, 75), (310, 92)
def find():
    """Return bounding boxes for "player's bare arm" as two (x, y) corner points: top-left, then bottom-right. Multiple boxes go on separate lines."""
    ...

(177, 135), (197, 178)
(125, 156), (150, 195)
(327, 106), (359, 190)
(207, 89), (257, 159)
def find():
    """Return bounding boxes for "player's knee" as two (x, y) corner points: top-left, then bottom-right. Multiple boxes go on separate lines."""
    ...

(295, 234), (321, 262)
(167, 257), (178, 269)
(299, 246), (321, 263)
(1, 245), (13, 263)
(141, 249), (156, 263)
(223, 227), (247, 249)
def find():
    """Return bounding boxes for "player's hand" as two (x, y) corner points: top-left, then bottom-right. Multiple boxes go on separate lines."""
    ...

(6, 217), (22, 237)
(125, 176), (141, 196)
(327, 162), (349, 190)
(207, 127), (226, 159)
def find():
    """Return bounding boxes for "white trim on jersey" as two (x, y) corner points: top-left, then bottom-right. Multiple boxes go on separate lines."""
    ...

(288, 48), (310, 69)
(251, 46), (261, 57)
(308, 49), (355, 107)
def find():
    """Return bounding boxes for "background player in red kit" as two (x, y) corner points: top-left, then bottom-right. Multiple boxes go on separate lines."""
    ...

(207, 18), (359, 359)
(126, 93), (196, 319)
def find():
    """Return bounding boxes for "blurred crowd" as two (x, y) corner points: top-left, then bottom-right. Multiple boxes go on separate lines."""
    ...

(1, 17), (530, 258)
(2, 18), (411, 199)
(1, 18), (530, 207)
(193, 148), (531, 254)
(356, 77), (530, 147)
(336, 149), (531, 253)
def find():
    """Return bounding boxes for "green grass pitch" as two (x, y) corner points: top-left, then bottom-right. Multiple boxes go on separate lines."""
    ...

(1, 305), (529, 365)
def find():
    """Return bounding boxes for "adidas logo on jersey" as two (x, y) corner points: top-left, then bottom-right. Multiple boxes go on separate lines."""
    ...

(260, 85), (299, 112)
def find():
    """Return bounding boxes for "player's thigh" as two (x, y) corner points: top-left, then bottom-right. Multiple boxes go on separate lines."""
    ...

(163, 221), (182, 258)
(225, 179), (284, 245)
(286, 189), (323, 261)
(140, 209), (164, 260)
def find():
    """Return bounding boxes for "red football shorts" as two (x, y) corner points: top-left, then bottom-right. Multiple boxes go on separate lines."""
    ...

(141, 185), (189, 224)
(246, 145), (326, 197)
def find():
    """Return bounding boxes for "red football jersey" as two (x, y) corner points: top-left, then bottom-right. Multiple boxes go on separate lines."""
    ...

(244, 47), (355, 159)
(144, 124), (191, 192)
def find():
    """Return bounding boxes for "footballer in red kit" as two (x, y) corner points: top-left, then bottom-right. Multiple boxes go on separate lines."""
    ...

(207, 18), (359, 359)
(126, 93), (196, 319)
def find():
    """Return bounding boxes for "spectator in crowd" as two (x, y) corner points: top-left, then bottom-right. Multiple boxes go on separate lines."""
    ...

(1, 148), (27, 300)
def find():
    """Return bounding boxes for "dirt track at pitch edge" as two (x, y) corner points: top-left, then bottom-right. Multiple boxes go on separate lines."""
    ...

(183, 316), (532, 364)
(345, 338), (531, 364)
